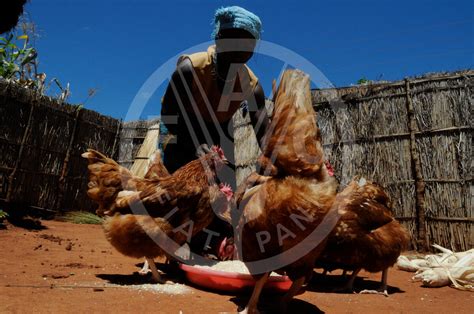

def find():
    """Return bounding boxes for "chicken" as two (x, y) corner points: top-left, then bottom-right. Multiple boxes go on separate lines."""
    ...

(144, 149), (236, 262)
(82, 149), (150, 217)
(137, 149), (171, 275)
(258, 71), (325, 179)
(316, 177), (410, 296)
(189, 183), (237, 260)
(144, 149), (170, 180)
(238, 174), (338, 313)
(235, 70), (340, 314)
(82, 146), (232, 283)
(139, 149), (235, 275)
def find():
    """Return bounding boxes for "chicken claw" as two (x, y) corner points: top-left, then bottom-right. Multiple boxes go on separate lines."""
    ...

(359, 269), (389, 297)
(145, 257), (175, 284)
(359, 288), (389, 297)
(138, 259), (151, 275)
(238, 308), (260, 314)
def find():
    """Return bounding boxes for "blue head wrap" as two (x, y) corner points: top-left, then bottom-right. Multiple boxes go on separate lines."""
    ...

(212, 6), (262, 40)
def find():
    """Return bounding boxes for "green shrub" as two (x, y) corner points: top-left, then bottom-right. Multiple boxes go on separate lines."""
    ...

(57, 211), (103, 225)
(0, 209), (8, 221)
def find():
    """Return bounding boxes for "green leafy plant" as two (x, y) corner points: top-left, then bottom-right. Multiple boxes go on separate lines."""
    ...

(0, 209), (8, 220)
(57, 211), (103, 225)
(0, 33), (37, 82)
(357, 77), (369, 85)
(0, 20), (72, 102)
(1, 19), (97, 105)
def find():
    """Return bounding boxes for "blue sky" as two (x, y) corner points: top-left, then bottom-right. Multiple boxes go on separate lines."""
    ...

(23, 0), (473, 120)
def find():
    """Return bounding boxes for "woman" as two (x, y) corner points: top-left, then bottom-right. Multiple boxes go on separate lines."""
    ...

(160, 6), (269, 260)
(161, 6), (268, 180)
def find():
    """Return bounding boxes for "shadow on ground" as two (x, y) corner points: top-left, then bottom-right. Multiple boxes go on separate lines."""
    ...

(307, 271), (404, 295)
(230, 295), (324, 314)
(97, 261), (185, 285)
(7, 215), (46, 230)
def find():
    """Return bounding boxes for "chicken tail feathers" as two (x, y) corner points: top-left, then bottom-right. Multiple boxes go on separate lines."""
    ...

(144, 149), (170, 179)
(336, 177), (395, 231)
(262, 70), (325, 177)
(82, 149), (133, 216)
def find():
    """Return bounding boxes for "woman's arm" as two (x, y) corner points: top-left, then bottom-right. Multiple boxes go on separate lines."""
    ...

(161, 58), (194, 135)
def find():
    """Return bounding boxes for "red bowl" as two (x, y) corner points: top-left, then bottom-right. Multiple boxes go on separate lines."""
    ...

(179, 263), (292, 293)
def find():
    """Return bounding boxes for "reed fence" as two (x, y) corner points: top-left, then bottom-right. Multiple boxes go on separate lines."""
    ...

(0, 79), (121, 215)
(1, 69), (471, 252)
(234, 70), (473, 251)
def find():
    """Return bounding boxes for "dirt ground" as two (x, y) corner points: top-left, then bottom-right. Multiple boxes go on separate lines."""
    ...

(0, 220), (472, 314)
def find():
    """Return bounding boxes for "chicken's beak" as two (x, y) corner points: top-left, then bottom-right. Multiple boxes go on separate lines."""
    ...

(220, 155), (229, 164)
(215, 206), (232, 224)
(226, 160), (234, 169)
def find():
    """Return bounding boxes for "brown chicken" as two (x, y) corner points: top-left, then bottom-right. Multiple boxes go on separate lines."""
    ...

(235, 69), (408, 313)
(144, 149), (171, 180)
(141, 149), (235, 274)
(133, 149), (171, 276)
(316, 177), (410, 296)
(258, 72), (325, 179)
(235, 70), (339, 314)
(82, 146), (232, 282)
(146, 149), (236, 261)
(82, 149), (151, 217)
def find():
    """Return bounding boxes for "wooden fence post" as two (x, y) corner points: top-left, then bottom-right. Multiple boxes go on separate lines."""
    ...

(6, 92), (36, 204)
(56, 106), (82, 211)
(405, 79), (429, 251)
(111, 119), (123, 159)
(129, 123), (160, 177)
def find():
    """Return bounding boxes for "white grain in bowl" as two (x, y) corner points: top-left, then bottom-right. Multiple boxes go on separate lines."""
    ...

(193, 260), (282, 277)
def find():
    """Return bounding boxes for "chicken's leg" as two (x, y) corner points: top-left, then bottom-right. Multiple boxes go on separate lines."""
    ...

(146, 257), (166, 284)
(359, 268), (389, 297)
(334, 268), (360, 293)
(279, 276), (306, 313)
(138, 259), (150, 275)
(240, 272), (270, 314)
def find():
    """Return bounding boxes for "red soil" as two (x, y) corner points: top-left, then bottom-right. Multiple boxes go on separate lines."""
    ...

(0, 220), (472, 313)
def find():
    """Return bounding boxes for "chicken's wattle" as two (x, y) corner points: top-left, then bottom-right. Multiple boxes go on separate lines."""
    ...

(218, 237), (235, 261)
(325, 160), (335, 177)
(219, 182), (234, 201)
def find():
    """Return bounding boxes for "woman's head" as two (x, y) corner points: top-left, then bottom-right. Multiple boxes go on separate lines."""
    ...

(212, 6), (262, 64)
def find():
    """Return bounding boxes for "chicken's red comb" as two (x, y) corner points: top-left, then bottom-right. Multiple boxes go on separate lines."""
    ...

(219, 182), (234, 199)
(211, 145), (226, 160)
